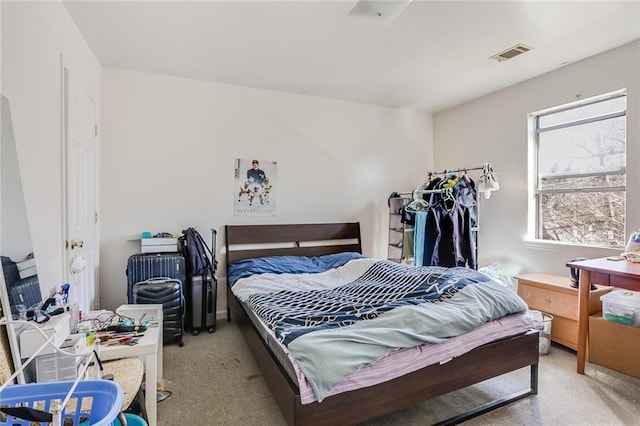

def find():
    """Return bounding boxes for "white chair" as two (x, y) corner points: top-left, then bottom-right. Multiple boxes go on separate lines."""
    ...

(88, 357), (147, 425)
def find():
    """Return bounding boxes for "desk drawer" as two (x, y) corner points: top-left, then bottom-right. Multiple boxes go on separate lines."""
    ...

(519, 284), (577, 319)
(591, 272), (610, 286)
(551, 316), (578, 350)
(610, 274), (640, 289)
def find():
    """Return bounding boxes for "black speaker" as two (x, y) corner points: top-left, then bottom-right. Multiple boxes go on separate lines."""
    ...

(568, 257), (596, 290)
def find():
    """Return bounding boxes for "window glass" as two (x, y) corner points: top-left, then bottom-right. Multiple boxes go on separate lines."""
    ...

(538, 117), (626, 178)
(540, 192), (625, 247)
(531, 91), (626, 247)
(538, 96), (626, 128)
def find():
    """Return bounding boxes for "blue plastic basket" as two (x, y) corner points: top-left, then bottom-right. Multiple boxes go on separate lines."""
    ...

(0, 379), (123, 426)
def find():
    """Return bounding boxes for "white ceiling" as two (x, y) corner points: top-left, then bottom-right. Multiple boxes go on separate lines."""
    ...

(63, 0), (640, 113)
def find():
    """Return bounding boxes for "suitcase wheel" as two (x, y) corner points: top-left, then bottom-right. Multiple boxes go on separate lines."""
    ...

(192, 329), (200, 336)
(208, 326), (215, 334)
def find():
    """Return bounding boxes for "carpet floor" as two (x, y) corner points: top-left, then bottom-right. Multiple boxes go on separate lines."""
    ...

(157, 321), (640, 425)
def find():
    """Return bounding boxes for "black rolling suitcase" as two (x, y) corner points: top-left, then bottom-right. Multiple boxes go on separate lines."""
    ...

(126, 252), (186, 303)
(189, 274), (216, 335)
(179, 228), (217, 335)
(126, 252), (186, 347)
(132, 277), (184, 347)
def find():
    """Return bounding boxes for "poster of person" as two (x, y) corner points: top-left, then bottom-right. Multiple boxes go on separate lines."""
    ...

(233, 158), (277, 217)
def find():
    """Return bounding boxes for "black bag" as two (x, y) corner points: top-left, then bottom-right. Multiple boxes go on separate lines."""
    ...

(9, 275), (42, 315)
(1, 256), (21, 286)
(178, 228), (216, 277)
(179, 228), (218, 335)
(2, 256), (42, 315)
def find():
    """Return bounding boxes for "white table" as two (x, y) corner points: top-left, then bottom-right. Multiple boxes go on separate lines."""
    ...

(99, 304), (163, 426)
(115, 304), (164, 380)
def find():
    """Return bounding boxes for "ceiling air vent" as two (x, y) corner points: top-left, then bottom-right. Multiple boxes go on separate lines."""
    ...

(490, 44), (533, 62)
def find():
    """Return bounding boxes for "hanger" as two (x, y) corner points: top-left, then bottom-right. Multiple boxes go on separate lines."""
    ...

(405, 189), (430, 213)
(405, 198), (430, 213)
(459, 170), (470, 182)
(445, 187), (456, 204)
(436, 188), (456, 213)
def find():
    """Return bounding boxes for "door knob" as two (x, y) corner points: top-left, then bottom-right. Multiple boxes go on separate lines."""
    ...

(67, 239), (84, 249)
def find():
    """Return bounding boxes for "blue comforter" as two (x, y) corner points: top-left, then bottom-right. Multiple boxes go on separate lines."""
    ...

(227, 252), (364, 287)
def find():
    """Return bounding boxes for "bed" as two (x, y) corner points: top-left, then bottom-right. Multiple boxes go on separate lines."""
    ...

(225, 222), (539, 425)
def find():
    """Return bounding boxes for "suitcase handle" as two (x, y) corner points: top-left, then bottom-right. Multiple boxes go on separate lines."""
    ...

(207, 287), (213, 312)
(138, 277), (174, 284)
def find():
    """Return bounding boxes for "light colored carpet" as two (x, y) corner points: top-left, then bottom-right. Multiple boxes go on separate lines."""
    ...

(157, 321), (640, 425)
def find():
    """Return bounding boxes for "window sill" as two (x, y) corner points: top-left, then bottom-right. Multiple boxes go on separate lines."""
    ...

(523, 238), (623, 254)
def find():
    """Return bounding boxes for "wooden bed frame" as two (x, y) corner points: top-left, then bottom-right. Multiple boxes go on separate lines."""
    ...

(225, 222), (539, 426)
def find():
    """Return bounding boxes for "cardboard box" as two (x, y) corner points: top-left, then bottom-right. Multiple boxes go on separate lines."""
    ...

(35, 334), (86, 383)
(600, 289), (640, 327)
(16, 257), (37, 279)
(116, 304), (163, 327)
(589, 313), (640, 378)
(140, 237), (178, 253)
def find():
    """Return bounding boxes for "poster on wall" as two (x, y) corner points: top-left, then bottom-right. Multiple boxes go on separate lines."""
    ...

(233, 158), (277, 217)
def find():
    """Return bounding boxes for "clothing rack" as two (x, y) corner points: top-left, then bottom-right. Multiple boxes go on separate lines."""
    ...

(396, 163), (490, 198)
(395, 188), (448, 197)
(428, 165), (485, 176)
(389, 163), (495, 269)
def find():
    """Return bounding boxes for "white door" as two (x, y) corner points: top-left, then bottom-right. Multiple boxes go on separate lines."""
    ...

(64, 67), (99, 314)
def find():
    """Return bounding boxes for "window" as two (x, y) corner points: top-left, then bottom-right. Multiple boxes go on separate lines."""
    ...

(530, 90), (626, 247)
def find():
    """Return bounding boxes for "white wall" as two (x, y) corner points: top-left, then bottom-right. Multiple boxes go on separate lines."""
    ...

(100, 68), (433, 311)
(433, 40), (640, 279)
(0, 1), (2, 94)
(1, 1), (101, 295)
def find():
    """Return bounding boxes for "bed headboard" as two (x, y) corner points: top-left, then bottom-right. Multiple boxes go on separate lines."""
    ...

(225, 222), (362, 265)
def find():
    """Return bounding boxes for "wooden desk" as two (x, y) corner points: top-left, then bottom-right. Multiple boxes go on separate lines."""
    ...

(565, 257), (640, 374)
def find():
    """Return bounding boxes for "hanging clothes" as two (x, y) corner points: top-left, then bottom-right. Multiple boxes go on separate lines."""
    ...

(402, 227), (414, 260)
(453, 175), (478, 262)
(413, 211), (428, 267)
(412, 173), (478, 269)
(396, 163), (495, 269)
(417, 177), (439, 264)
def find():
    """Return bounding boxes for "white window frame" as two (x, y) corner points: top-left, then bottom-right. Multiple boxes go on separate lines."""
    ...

(527, 89), (627, 248)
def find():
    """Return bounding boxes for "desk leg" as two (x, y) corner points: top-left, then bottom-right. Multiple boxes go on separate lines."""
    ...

(576, 270), (591, 374)
(145, 352), (158, 426)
